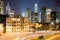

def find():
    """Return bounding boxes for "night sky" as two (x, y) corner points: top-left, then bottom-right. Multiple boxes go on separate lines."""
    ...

(3, 0), (60, 15)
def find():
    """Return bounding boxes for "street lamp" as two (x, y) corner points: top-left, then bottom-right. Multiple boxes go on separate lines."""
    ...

(50, 22), (55, 30)
(51, 22), (54, 25)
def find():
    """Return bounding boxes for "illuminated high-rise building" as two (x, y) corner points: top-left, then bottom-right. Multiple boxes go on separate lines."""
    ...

(34, 4), (38, 13)
(6, 3), (15, 17)
(25, 8), (30, 17)
(56, 11), (60, 23)
(31, 11), (34, 22)
(41, 6), (46, 23)
(41, 7), (52, 23)
(38, 12), (41, 22)
(46, 8), (52, 23)
(33, 0), (38, 22)
(0, 0), (3, 14)
(6, 3), (10, 14)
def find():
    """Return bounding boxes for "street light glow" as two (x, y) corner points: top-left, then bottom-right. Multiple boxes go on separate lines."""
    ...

(51, 22), (54, 25)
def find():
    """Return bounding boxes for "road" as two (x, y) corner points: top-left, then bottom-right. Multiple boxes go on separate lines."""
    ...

(46, 34), (60, 40)
(52, 35), (60, 40)
(0, 31), (60, 40)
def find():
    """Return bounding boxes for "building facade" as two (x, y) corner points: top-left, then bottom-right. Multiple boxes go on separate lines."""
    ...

(34, 3), (38, 22)
(9, 10), (15, 17)
(6, 17), (30, 33)
(34, 4), (38, 13)
(56, 11), (60, 23)
(6, 17), (21, 33)
(41, 7), (52, 23)
(41, 6), (46, 23)
(31, 11), (38, 22)
(46, 8), (52, 23)
(0, 14), (9, 33)
(6, 3), (10, 14)
(25, 8), (30, 17)
(21, 17), (30, 32)
(0, 23), (3, 34)
(0, 0), (3, 14)
(38, 12), (41, 22)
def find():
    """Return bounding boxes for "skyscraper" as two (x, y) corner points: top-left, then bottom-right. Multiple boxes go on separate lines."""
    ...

(41, 7), (52, 23)
(46, 8), (52, 23)
(56, 11), (60, 23)
(25, 8), (30, 17)
(38, 12), (41, 22)
(51, 12), (56, 20)
(33, 0), (38, 22)
(31, 11), (34, 22)
(6, 3), (10, 14)
(41, 6), (46, 23)
(34, 4), (38, 13)
(0, 0), (3, 14)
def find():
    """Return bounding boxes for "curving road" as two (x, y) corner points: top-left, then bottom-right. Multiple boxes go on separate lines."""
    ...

(0, 31), (60, 40)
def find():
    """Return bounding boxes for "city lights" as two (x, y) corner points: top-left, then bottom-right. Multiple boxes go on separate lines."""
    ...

(0, 0), (60, 40)
(0, 24), (3, 31)
(34, 4), (38, 13)
(51, 22), (54, 25)
(0, 24), (3, 34)
(0, 0), (59, 33)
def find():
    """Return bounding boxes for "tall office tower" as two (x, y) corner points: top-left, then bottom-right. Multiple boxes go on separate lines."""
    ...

(41, 6), (46, 23)
(34, 4), (38, 13)
(49, 11), (56, 30)
(0, 0), (4, 15)
(38, 12), (41, 22)
(31, 11), (34, 22)
(25, 8), (30, 17)
(56, 11), (60, 23)
(56, 11), (60, 30)
(31, 11), (38, 23)
(46, 8), (52, 23)
(51, 11), (56, 20)
(34, 3), (38, 22)
(6, 3), (10, 14)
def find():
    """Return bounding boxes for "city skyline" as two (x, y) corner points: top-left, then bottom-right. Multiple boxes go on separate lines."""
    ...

(3, 0), (60, 15)
(0, 1), (60, 40)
